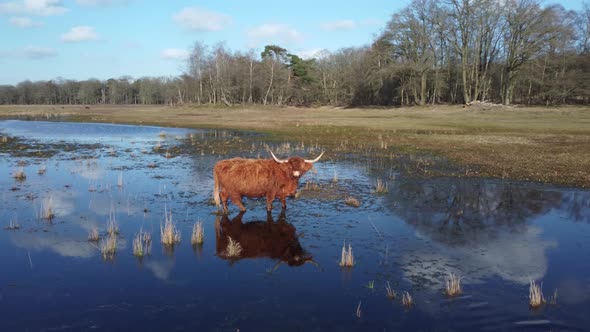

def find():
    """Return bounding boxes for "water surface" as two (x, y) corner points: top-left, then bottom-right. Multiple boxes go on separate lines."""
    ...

(1, 120), (589, 331)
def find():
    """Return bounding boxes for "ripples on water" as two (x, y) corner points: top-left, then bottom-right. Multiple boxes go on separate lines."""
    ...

(0, 120), (589, 331)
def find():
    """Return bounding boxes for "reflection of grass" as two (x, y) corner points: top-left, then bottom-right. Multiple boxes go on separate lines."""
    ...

(386, 281), (397, 299)
(191, 221), (204, 246)
(365, 280), (375, 289)
(402, 291), (413, 307)
(100, 233), (117, 260)
(117, 172), (123, 187)
(529, 280), (545, 308)
(339, 241), (354, 267)
(445, 272), (462, 297)
(88, 227), (99, 241)
(549, 288), (558, 305)
(223, 236), (242, 257)
(133, 229), (152, 257)
(160, 211), (181, 245)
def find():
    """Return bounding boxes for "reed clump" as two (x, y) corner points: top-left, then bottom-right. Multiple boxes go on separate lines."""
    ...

(160, 211), (181, 245)
(374, 179), (388, 194)
(386, 281), (397, 299)
(13, 168), (26, 181)
(100, 233), (117, 260)
(41, 196), (55, 220)
(344, 196), (361, 207)
(107, 212), (119, 236)
(339, 241), (354, 267)
(529, 280), (546, 308)
(5, 218), (20, 230)
(133, 229), (152, 257)
(191, 221), (204, 246)
(402, 291), (413, 307)
(88, 227), (99, 241)
(445, 272), (462, 297)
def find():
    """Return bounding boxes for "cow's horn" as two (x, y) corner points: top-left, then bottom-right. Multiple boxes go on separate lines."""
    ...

(304, 151), (325, 163)
(270, 151), (288, 164)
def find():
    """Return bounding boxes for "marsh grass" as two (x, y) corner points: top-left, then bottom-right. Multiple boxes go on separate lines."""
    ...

(223, 236), (242, 257)
(133, 229), (152, 257)
(5, 218), (20, 230)
(365, 280), (375, 290)
(339, 241), (354, 267)
(356, 301), (362, 318)
(529, 280), (546, 308)
(100, 233), (117, 260)
(402, 291), (413, 307)
(88, 227), (99, 241)
(344, 196), (361, 207)
(386, 281), (397, 299)
(13, 168), (26, 181)
(160, 210), (181, 245)
(107, 211), (119, 236)
(374, 179), (388, 194)
(445, 272), (462, 297)
(549, 288), (558, 305)
(40, 196), (55, 220)
(191, 221), (204, 246)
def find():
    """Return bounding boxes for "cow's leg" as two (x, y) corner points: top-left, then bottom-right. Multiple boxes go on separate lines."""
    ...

(220, 190), (230, 214)
(279, 195), (287, 210)
(230, 193), (246, 212)
(266, 193), (274, 212)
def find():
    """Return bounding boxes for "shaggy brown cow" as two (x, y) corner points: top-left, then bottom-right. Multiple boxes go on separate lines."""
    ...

(215, 211), (314, 268)
(213, 151), (324, 213)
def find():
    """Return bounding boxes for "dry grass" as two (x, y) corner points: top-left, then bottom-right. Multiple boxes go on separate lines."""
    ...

(223, 236), (242, 257)
(107, 211), (119, 236)
(374, 179), (388, 194)
(529, 280), (546, 308)
(5, 218), (20, 230)
(386, 281), (397, 299)
(40, 196), (55, 220)
(160, 211), (181, 245)
(133, 229), (152, 257)
(13, 168), (26, 180)
(402, 291), (413, 307)
(100, 233), (117, 260)
(344, 196), (361, 207)
(549, 288), (558, 305)
(191, 221), (204, 246)
(88, 227), (99, 241)
(339, 241), (354, 267)
(445, 272), (462, 297)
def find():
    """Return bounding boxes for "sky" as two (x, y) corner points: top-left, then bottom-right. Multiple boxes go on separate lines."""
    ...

(0, 0), (585, 85)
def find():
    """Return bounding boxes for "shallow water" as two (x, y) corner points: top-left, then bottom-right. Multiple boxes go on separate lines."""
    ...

(1, 120), (589, 331)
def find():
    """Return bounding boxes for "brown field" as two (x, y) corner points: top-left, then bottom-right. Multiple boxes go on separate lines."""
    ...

(1, 104), (589, 187)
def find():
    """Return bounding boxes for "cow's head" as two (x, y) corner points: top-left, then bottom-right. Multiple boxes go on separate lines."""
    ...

(270, 151), (324, 179)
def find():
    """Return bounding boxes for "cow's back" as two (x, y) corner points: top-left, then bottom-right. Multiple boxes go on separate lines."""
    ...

(214, 158), (281, 197)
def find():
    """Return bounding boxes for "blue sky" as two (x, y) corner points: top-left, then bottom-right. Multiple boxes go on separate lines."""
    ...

(0, 0), (585, 85)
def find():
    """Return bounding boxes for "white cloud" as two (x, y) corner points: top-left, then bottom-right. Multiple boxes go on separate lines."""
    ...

(9, 16), (42, 27)
(320, 20), (356, 31)
(295, 48), (325, 60)
(61, 26), (99, 42)
(173, 7), (231, 32)
(161, 48), (189, 60)
(0, 0), (69, 16)
(247, 23), (303, 47)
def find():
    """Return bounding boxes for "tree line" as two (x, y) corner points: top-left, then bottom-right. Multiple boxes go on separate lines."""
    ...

(1, 0), (589, 107)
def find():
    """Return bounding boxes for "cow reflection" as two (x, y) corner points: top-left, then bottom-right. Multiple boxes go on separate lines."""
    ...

(215, 211), (313, 268)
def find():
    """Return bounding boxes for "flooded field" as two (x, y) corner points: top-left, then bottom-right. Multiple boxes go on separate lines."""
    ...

(1, 120), (589, 331)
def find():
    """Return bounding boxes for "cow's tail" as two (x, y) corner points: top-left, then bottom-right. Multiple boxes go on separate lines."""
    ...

(213, 168), (221, 209)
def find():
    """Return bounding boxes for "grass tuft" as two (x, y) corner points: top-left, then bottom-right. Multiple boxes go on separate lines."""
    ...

(107, 211), (119, 236)
(13, 168), (26, 181)
(344, 196), (361, 207)
(5, 217), (20, 230)
(41, 196), (55, 220)
(339, 241), (354, 267)
(402, 291), (413, 307)
(160, 210), (181, 245)
(37, 164), (46, 175)
(100, 233), (117, 260)
(133, 229), (152, 257)
(549, 288), (558, 305)
(386, 281), (397, 299)
(117, 172), (123, 187)
(445, 272), (462, 296)
(529, 280), (546, 308)
(374, 179), (388, 194)
(191, 220), (204, 246)
(88, 227), (99, 241)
